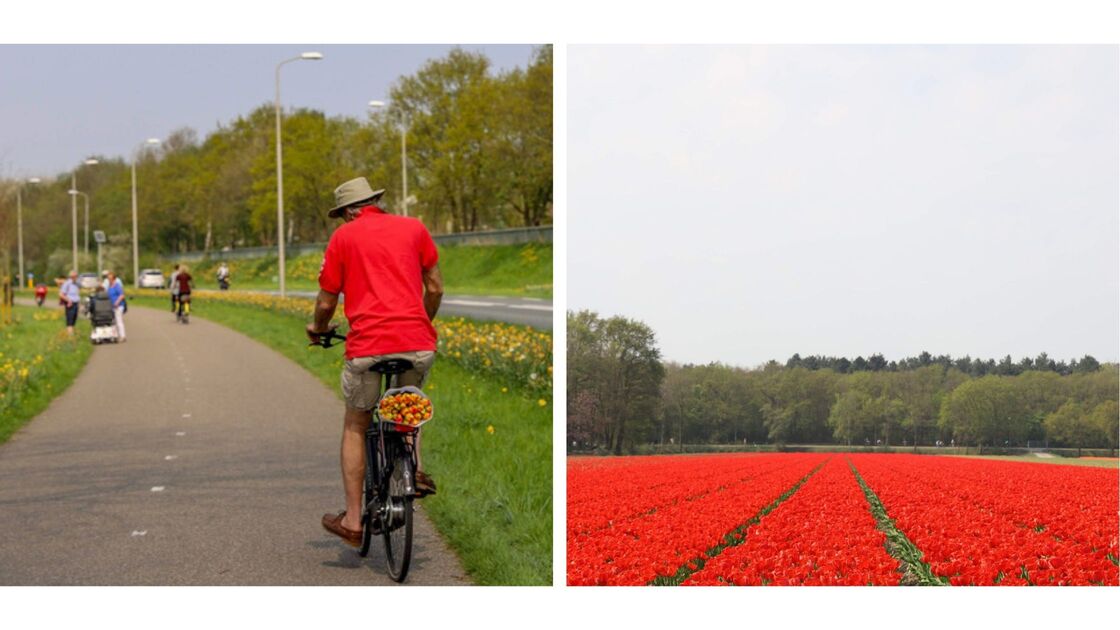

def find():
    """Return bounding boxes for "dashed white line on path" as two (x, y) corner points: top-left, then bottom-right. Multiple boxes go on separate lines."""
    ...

(131, 530), (147, 537)
(175, 432), (186, 437)
(509, 304), (553, 311)
(181, 413), (191, 418)
(164, 455), (178, 461)
(150, 486), (165, 492)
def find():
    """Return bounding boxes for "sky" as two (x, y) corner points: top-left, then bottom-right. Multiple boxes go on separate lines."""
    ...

(569, 45), (1119, 366)
(0, 44), (538, 177)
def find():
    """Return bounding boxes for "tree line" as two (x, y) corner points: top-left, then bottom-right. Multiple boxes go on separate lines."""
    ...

(784, 351), (1101, 377)
(1, 46), (552, 282)
(567, 310), (1119, 454)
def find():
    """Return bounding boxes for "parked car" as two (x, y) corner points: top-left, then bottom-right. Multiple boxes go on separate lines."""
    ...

(78, 273), (100, 291)
(138, 268), (166, 289)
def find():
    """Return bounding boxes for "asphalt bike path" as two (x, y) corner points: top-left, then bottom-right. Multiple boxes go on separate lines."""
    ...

(0, 304), (470, 585)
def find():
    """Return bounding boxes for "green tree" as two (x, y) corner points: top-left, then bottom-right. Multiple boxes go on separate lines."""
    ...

(1044, 401), (1096, 454)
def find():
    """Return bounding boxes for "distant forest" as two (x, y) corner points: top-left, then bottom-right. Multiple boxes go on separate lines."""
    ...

(567, 310), (1119, 455)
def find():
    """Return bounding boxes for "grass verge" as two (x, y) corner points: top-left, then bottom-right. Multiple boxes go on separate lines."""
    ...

(127, 294), (552, 585)
(167, 243), (553, 299)
(941, 454), (1119, 469)
(847, 458), (947, 586)
(0, 305), (93, 444)
(649, 458), (828, 586)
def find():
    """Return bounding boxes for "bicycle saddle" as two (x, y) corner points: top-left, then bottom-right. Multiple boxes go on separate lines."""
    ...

(370, 358), (414, 375)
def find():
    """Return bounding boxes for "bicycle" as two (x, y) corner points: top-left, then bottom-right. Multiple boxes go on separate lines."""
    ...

(311, 328), (418, 582)
(177, 295), (191, 324)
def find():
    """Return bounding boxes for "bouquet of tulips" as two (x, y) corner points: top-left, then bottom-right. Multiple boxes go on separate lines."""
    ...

(377, 386), (434, 427)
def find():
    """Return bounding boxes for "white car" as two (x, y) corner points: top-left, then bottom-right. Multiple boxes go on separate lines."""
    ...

(78, 273), (100, 291)
(138, 268), (166, 289)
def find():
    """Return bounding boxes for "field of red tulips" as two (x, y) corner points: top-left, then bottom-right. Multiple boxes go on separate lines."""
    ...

(567, 453), (1119, 586)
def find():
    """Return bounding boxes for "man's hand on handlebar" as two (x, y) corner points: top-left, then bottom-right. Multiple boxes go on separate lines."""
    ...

(307, 322), (345, 348)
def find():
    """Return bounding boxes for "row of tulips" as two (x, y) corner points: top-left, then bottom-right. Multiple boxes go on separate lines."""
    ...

(684, 457), (901, 585)
(567, 453), (827, 585)
(849, 454), (1119, 585)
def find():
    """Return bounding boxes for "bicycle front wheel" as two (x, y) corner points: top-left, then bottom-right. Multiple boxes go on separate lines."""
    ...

(382, 438), (414, 582)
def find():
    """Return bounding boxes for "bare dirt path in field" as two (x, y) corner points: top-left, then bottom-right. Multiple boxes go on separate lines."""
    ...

(0, 304), (469, 585)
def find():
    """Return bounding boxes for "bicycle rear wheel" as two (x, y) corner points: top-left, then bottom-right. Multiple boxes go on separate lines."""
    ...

(382, 437), (414, 582)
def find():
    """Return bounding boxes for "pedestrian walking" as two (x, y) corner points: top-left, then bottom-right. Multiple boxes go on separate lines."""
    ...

(106, 271), (127, 342)
(59, 270), (80, 336)
(169, 264), (181, 313)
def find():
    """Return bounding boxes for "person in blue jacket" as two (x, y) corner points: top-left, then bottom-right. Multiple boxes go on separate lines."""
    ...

(106, 271), (127, 342)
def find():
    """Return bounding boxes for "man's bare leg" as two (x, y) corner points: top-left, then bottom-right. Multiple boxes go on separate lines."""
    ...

(341, 407), (371, 531)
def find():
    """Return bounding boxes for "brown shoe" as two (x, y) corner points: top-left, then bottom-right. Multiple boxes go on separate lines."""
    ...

(321, 511), (362, 546)
(415, 470), (437, 497)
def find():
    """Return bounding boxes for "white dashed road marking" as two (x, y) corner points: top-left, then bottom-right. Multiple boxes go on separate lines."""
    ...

(150, 486), (165, 492)
(175, 432), (186, 437)
(131, 530), (147, 537)
(164, 455), (178, 461)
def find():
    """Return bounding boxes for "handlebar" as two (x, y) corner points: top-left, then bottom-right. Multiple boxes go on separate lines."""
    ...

(309, 328), (347, 349)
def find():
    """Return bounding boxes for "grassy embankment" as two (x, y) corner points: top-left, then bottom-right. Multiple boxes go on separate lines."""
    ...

(170, 243), (553, 299)
(0, 305), (93, 443)
(128, 291), (552, 585)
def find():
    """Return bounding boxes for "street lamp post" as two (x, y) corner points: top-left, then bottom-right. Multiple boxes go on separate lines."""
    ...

(82, 159), (99, 257)
(68, 159), (98, 273)
(274, 51), (323, 298)
(76, 191), (90, 256)
(369, 100), (411, 216)
(16, 177), (41, 288)
(68, 189), (91, 273)
(70, 174), (78, 273)
(131, 138), (161, 288)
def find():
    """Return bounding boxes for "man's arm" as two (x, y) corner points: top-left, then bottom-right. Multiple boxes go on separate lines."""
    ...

(422, 264), (444, 321)
(306, 289), (340, 342)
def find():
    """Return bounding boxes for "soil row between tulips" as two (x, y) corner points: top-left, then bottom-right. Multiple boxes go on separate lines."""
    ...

(847, 459), (948, 586)
(649, 457), (831, 586)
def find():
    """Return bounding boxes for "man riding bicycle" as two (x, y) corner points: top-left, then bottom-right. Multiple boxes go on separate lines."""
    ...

(307, 177), (444, 546)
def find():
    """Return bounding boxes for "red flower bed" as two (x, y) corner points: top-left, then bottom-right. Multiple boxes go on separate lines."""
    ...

(684, 457), (900, 585)
(567, 453), (827, 585)
(569, 453), (1119, 587)
(849, 454), (1119, 586)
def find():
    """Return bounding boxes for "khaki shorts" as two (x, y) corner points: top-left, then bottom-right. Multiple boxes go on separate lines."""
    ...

(341, 351), (436, 411)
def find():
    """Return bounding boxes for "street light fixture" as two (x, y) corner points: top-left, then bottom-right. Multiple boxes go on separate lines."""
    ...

(16, 177), (41, 288)
(368, 99), (411, 217)
(274, 51), (323, 298)
(70, 190), (91, 257)
(131, 138), (161, 287)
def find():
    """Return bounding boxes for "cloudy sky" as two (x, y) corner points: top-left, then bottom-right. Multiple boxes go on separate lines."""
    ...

(0, 44), (537, 177)
(569, 45), (1119, 366)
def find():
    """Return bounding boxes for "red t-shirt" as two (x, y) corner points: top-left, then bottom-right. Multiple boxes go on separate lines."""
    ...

(177, 272), (193, 294)
(318, 206), (439, 358)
